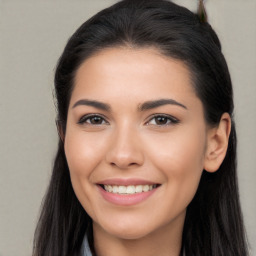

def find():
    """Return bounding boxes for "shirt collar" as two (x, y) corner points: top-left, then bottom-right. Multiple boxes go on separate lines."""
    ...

(81, 233), (92, 256)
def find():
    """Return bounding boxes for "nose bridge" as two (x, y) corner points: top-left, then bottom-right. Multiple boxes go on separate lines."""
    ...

(106, 122), (144, 168)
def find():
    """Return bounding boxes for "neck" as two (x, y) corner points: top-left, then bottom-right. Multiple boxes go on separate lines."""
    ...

(92, 212), (185, 256)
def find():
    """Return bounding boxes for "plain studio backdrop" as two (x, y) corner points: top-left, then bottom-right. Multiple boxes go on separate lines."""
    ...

(0, 0), (255, 255)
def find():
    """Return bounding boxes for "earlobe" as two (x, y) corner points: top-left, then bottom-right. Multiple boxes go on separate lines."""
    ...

(204, 113), (231, 173)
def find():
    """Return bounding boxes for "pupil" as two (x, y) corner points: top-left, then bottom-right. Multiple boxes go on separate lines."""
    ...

(91, 117), (102, 124)
(156, 117), (167, 124)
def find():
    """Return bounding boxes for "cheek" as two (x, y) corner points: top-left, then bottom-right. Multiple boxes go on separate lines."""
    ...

(64, 130), (110, 218)
(144, 126), (206, 206)
(64, 130), (105, 200)
(64, 131), (106, 178)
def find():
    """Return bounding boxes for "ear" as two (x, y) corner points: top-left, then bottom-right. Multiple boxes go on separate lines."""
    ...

(203, 113), (231, 173)
(56, 120), (65, 143)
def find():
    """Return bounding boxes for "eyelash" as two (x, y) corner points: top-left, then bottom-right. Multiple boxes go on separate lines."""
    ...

(146, 114), (179, 126)
(78, 114), (109, 125)
(78, 114), (179, 126)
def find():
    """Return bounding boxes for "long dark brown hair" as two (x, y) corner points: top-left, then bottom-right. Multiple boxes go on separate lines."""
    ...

(33, 1), (249, 255)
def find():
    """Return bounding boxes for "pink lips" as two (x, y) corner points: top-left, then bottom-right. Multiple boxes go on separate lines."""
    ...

(97, 179), (159, 206)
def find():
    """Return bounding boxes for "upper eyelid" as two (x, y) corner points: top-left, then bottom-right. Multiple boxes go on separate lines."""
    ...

(146, 113), (179, 122)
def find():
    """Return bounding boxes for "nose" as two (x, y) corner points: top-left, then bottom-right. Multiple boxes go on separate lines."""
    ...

(105, 125), (144, 169)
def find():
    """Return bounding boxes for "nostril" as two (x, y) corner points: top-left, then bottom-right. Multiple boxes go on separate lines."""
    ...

(110, 161), (139, 168)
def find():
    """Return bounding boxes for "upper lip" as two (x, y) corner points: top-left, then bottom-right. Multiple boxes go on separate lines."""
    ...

(97, 178), (159, 186)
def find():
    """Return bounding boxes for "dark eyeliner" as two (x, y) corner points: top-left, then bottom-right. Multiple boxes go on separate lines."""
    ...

(77, 114), (108, 125)
(147, 114), (180, 125)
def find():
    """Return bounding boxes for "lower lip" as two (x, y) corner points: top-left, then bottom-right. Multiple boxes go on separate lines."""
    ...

(98, 185), (158, 206)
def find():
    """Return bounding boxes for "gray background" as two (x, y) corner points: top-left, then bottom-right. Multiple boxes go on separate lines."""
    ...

(0, 0), (255, 255)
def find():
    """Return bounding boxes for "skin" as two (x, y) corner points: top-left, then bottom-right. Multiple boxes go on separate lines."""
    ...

(64, 47), (231, 256)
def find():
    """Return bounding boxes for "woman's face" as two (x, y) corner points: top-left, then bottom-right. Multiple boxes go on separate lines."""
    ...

(64, 47), (211, 240)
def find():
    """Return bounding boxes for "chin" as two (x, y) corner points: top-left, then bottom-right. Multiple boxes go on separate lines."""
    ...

(95, 217), (155, 240)
(107, 226), (152, 240)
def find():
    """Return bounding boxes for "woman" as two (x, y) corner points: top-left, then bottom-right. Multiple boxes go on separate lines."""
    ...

(33, 0), (249, 255)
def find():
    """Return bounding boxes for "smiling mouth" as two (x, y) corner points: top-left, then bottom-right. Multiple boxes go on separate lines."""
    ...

(99, 184), (160, 195)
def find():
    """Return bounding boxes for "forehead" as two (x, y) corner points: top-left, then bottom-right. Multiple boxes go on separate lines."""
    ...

(71, 47), (200, 110)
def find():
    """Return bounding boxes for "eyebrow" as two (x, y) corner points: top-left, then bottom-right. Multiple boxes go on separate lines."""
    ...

(138, 98), (187, 111)
(72, 98), (187, 111)
(72, 99), (111, 111)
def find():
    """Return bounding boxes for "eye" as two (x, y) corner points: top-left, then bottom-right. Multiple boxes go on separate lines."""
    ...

(147, 114), (179, 126)
(78, 114), (108, 125)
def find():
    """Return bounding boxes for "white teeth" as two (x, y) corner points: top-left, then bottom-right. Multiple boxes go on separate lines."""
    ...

(135, 185), (143, 193)
(108, 185), (113, 193)
(103, 184), (157, 194)
(143, 185), (149, 192)
(119, 186), (126, 194)
(126, 185), (135, 194)
(113, 185), (118, 193)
